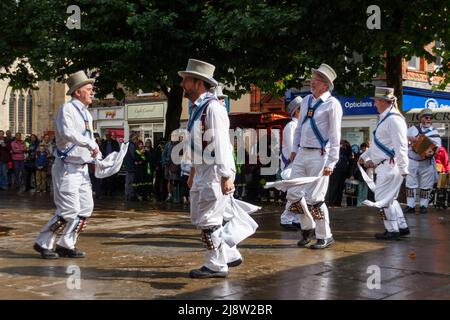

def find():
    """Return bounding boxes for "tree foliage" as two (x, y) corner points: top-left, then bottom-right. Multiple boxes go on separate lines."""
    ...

(0, 0), (448, 131)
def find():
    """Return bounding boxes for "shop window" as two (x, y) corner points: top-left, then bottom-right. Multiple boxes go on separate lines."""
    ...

(9, 93), (16, 132)
(17, 94), (24, 134)
(26, 91), (32, 134)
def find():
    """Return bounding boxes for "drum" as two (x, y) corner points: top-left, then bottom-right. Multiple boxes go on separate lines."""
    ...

(412, 134), (437, 158)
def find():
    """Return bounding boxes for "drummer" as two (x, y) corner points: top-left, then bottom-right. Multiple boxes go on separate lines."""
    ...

(404, 108), (441, 214)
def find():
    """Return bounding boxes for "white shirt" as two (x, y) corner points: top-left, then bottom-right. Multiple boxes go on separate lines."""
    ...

(189, 92), (235, 178)
(54, 99), (99, 164)
(293, 91), (343, 168)
(407, 124), (441, 161)
(360, 106), (409, 175)
(281, 118), (297, 168)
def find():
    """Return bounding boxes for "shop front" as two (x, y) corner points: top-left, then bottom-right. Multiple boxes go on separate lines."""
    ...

(125, 101), (167, 145)
(403, 87), (450, 149)
(338, 96), (378, 150)
(90, 106), (125, 142)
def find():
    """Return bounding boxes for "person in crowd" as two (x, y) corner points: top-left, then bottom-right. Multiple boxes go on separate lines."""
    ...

(0, 130), (11, 190)
(25, 134), (39, 191)
(124, 133), (139, 201)
(10, 132), (26, 192)
(326, 139), (352, 207)
(35, 144), (48, 193)
(5, 130), (14, 143)
(100, 130), (120, 196)
(144, 138), (155, 199)
(41, 134), (55, 193)
(153, 140), (167, 202)
(133, 140), (152, 201)
(434, 145), (449, 174)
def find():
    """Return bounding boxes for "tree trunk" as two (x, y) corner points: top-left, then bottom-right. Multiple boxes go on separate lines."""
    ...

(163, 84), (184, 140)
(385, 53), (403, 112)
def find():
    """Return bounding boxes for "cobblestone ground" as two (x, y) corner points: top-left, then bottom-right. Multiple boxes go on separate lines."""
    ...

(0, 190), (449, 300)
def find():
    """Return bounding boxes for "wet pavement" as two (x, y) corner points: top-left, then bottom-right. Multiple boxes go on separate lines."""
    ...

(0, 190), (449, 300)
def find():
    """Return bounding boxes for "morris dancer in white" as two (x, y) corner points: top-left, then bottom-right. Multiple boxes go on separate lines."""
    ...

(34, 71), (100, 259)
(359, 87), (409, 240)
(404, 108), (441, 214)
(280, 96), (304, 230)
(286, 63), (342, 249)
(180, 59), (258, 278)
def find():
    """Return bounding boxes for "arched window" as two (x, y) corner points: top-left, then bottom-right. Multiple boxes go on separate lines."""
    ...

(26, 91), (33, 134)
(17, 93), (24, 134)
(8, 92), (16, 132)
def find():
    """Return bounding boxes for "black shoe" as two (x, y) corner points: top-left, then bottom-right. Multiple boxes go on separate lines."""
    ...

(55, 245), (86, 258)
(420, 206), (428, 214)
(227, 258), (243, 268)
(309, 237), (335, 249)
(33, 243), (59, 259)
(403, 206), (415, 214)
(399, 227), (410, 236)
(297, 229), (315, 247)
(189, 266), (228, 278)
(374, 230), (400, 240)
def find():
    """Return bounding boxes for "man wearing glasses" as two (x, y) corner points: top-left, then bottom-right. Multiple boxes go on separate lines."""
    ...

(404, 108), (441, 214)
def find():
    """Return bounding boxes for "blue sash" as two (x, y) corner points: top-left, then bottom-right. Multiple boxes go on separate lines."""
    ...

(187, 96), (216, 133)
(373, 108), (403, 160)
(301, 95), (328, 150)
(281, 152), (291, 167)
(56, 102), (92, 160)
(187, 95), (218, 157)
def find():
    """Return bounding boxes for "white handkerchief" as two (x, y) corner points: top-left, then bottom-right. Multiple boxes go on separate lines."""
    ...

(264, 176), (321, 192)
(94, 142), (129, 179)
(221, 197), (260, 248)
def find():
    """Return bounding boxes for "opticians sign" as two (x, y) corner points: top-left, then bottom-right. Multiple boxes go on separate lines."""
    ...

(337, 96), (378, 116)
(403, 87), (450, 111)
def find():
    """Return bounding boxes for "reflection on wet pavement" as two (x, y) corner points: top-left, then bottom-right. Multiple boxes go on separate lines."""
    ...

(0, 190), (449, 299)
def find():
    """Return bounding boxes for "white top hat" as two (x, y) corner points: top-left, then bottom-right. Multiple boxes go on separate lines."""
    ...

(287, 96), (302, 116)
(419, 108), (433, 118)
(312, 63), (337, 91)
(178, 59), (218, 87)
(66, 70), (95, 96)
(370, 87), (396, 101)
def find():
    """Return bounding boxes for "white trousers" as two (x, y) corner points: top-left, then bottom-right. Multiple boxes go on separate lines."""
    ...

(406, 158), (437, 208)
(375, 162), (408, 232)
(286, 148), (329, 239)
(280, 203), (300, 225)
(190, 165), (240, 272)
(36, 158), (93, 250)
